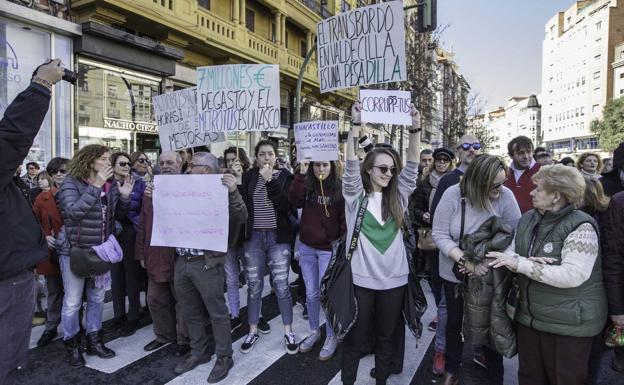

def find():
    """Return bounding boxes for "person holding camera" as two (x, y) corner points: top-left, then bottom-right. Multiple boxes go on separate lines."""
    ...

(0, 60), (64, 384)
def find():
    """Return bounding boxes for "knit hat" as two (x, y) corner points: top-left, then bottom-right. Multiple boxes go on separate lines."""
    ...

(433, 147), (454, 162)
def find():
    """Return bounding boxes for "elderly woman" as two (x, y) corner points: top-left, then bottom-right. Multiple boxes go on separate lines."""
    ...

(577, 152), (602, 177)
(432, 154), (521, 385)
(488, 164), (607, 385)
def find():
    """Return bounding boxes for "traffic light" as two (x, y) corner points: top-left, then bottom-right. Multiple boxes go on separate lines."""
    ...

(416, 0), (437, 33)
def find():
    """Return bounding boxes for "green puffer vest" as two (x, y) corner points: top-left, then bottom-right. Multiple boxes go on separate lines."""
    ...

(515, 205), (607, 337)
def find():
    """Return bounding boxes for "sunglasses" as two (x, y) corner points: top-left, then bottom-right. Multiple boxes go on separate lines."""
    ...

(435, 157), (451, 163)
(373, 165), (397, 175)
(137, 158), (150, 164)
(117, 162), (130, 167)
(459, 143), (482, 151)
(53, 169), (67, 175)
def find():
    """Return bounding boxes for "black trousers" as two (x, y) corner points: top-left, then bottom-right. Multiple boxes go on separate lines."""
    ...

(0, 270), (34, 385)
(341, 285), (405, 385)
(443, 279), (504, 385)
(111, 227), (142, 322)
(424, 250), (442, 306)
(517, 323), (592, 385)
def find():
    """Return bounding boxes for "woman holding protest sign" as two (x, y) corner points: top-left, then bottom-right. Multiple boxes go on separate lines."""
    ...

(239, 140), (298, 355)
(339, 101), (421, 385)
(288, 159), (346, 361)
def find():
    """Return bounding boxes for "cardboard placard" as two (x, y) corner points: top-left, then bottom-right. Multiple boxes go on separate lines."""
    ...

(360, 89), (411, 125)
(196, 64), (281, 132)
(316, 1), (407, 93)
(294, 121), (339, 161)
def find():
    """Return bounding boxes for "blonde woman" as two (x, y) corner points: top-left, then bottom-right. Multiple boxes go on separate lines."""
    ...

(488, 165), (607, 385)
(432, 155), (521, 385)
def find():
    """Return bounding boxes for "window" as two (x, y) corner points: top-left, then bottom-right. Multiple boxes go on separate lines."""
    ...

(341, 0), (351, 12)
(285, 31), (289, 49)
(107, 84), (117, 98)
(581, 107), (585, 115)
(593, 71), (600, 80)
(592, 104), (599, 113)
(198, 0), (210, 9)
(594, 54), (601, 60)
(245, 8), (255, 32)
(596, 21), (602, 30)
(300, 40), (307, 57)
(271, 22), (276, 42)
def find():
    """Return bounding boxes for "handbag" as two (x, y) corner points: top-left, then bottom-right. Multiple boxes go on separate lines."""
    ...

(320, 195), (368, 342)
(402, 211), (427, 341)
(69, 224), (112, 278)
(417, 227), (436, 251)
(605, 324), (624, 348)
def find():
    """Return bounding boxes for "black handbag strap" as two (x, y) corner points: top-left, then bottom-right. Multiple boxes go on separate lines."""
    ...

(346, 195), (369, 262)
(459, 197), (466, 240)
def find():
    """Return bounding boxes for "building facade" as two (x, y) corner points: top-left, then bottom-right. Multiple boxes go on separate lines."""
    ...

(541, 0), (624, 157)
(0, 0), (80, 167)
(613, 41), (624, 97)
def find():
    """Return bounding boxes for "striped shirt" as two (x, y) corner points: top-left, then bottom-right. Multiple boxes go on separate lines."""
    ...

(253, 171), (278, 230)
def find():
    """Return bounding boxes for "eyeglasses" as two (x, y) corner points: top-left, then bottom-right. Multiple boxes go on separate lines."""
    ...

(53, 169), (67, 175)
(373, 165), (397, 175)
(190, 164), (210, 168)
(435, 157), (451, 163)
(117, 162), (130, 167)
(459, 143), (482, 151)
(137, 158), (150, 164)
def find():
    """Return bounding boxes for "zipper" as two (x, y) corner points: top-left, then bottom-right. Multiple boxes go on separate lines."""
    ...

(526, 222), (541, 328)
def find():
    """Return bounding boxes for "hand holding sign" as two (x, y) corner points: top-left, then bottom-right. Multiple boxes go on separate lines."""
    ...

(351, 101), (362, 125)
(410, 104), (421, 130)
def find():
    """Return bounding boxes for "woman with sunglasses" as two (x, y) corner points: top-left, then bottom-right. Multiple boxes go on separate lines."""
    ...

(340, 102), (421, 385)
(130, 151), (152, 183)
(31, 157), (70, 348)
(288, 159), (346, 361)
(432, 155), (521, 385)
(108, 152), (146, 336)
(409, 147), (455, 375)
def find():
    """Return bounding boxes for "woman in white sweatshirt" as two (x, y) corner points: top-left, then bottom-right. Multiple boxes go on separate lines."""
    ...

(340, 102), (421, 385)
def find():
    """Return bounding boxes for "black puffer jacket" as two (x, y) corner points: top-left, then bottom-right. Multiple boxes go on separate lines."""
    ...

(409, 174), (433, 228)
(461, 216), (516, 358)
(58, 176), (129, 248)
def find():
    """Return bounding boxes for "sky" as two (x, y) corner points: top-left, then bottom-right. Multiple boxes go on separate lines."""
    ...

(436, 0), (575, 112)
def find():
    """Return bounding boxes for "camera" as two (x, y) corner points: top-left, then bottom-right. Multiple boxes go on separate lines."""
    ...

(62, 69), (78, 85)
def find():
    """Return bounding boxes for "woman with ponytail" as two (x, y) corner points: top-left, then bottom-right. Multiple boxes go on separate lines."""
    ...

(288, 160), (346, 361)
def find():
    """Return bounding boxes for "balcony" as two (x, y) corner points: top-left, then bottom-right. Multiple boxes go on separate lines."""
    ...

(197, 8), (237, 43)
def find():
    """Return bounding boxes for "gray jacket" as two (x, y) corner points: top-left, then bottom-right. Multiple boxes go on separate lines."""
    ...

(58, 175), (129, 248)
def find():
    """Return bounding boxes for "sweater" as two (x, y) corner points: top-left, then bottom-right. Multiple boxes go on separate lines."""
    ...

(431, 184), (521, 283)
(342, 159), (418, 290)
(288, 174), (346, 250)
(504, 161), (540, 214)
(0, 84), (50, 281)
(429, 167), (465, 223)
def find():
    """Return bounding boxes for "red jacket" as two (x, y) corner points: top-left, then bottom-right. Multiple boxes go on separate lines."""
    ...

(504, 163), (540, 214)
(32, 189), (62, 276)
(135, 194), (176, 283)
(288, 174), (346, 251)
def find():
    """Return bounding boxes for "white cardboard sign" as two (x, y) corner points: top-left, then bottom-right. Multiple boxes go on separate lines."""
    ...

(294, 121), (339, 161)
(360, 89), (411, 125)
(151, 174), (229, 252)
(153, 88), (225, 152)
(196, 64), (281, 132)
(316, 1), (407, 93)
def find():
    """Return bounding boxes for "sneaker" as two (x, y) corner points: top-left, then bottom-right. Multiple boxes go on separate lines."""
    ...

(230, 317), (242, 333)
(298, 331), (320, 353)
(432, 351), (445, 376)
(319, 335), (338, 361)
(240, 332), (259, 353)
(302, 307), (309, 320)
(428, 317), (438, 332)
(473, 353), (487, 369)
(257, 317), (271, 334)
(284, 332), (299, 354)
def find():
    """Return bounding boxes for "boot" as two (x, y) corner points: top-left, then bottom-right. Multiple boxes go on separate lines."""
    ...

(64, 334), (85, 367)
(86, 331), (115, 359)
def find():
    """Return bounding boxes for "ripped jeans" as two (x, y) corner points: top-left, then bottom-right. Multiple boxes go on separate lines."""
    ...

(244, 230), (293, 326)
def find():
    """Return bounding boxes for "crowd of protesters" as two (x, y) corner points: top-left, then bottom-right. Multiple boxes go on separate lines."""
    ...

(1, 60), (624, 385)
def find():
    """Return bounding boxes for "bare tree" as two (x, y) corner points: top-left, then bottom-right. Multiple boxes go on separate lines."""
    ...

(465, 93), (495, 151)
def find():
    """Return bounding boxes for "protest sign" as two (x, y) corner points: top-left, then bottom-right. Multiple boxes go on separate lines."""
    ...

(153, 88), (225, 152)
(360, 89), (411, 125)
(316, 1), (407, 93)
(151, 174), (229, 252)
(294, 121), (339, 161)
(196, 64), (281, 132)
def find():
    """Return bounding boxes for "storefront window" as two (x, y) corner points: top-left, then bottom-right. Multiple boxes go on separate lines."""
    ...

(76, 59), (161, 158)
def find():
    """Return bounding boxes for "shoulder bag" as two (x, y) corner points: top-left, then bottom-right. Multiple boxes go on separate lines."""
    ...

(69, 224), (112, 278)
